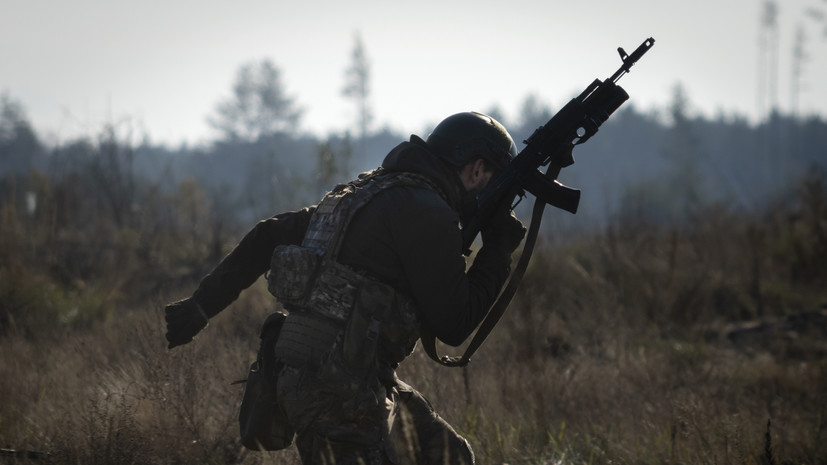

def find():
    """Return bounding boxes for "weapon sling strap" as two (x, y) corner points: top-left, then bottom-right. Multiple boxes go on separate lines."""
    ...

(420, 165), (561, 368)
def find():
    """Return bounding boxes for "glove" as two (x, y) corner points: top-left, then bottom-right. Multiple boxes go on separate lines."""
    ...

(164, 297), (210, 349)
(480, 207), (526, 254)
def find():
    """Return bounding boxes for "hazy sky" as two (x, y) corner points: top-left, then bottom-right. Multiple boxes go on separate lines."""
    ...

(3, 0), (826, 146)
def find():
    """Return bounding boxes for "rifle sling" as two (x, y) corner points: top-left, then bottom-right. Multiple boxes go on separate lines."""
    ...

(420, 165), (559, 367)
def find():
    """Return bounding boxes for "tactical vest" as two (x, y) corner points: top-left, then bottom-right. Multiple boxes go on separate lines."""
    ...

(268, 168), (447, 370)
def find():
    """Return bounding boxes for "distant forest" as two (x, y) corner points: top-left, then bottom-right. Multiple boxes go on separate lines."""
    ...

(2, 84), (826, 235)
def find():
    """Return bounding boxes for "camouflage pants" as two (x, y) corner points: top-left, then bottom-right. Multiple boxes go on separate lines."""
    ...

(277, 366), (473, 465)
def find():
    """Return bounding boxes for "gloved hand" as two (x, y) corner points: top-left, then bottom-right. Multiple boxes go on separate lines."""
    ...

(164, 297), (210, 349)
(481, 207), (526, 254)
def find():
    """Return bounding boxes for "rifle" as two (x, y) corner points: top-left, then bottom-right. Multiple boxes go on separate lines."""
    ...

(462, 37), (656, 251)
(421, 37), (655, 367)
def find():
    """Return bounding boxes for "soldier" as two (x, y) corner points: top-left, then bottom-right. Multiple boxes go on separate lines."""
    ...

(164, 111), (526, 464)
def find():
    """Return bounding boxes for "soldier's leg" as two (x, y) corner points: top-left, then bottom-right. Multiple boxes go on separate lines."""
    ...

(389, 381), (474, 465)
(279, 366), (395, 465)
(295, 430), (391, 465)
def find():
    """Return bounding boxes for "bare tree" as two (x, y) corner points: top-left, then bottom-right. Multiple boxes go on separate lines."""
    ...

(0, 93), (43, 175)
(342, 33), (373, 142)
(89, 124), (136, 228)
(662, 84), (706, 214)
(790, 25), (808, 119)
(757, 0), (779, 119)
(208, 59), (302, 142)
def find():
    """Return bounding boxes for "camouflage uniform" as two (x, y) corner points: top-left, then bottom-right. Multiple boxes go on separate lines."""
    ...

(192, 136), (514, 464)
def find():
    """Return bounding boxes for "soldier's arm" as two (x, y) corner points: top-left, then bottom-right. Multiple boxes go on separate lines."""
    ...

(391, 196), (511, 346)
(337, 186), (512, 346)
(192, 207), (315, 316)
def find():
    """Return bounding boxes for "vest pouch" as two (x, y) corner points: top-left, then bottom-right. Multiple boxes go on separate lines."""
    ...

(268, 244), (321, 307)
(239, 312), (295, 451)
(273, 311), (342, 369)
(342, 281), (395, 371)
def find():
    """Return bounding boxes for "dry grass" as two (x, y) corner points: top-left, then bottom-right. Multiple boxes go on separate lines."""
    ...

(0, 286), (302, 465)
(2, 178), (827, 464)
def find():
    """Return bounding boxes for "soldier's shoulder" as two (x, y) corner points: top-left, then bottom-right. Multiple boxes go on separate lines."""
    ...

(377, 182), (451, 212)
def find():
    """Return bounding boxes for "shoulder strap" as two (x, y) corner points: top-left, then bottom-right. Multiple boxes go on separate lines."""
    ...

(420, 166), (559, 367)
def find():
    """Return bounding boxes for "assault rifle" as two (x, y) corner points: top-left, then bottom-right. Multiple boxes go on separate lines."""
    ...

(422, 37), (655, 367)
(461, 37), (655, 252)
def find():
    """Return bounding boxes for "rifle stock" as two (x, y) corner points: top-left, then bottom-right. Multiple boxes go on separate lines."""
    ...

(461, 37), (654, 253)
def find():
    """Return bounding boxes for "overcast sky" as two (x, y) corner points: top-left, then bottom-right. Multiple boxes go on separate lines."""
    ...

(3, 0), (826, 147)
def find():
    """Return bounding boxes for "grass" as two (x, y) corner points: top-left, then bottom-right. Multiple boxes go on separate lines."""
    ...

(1, 177), (827, 464)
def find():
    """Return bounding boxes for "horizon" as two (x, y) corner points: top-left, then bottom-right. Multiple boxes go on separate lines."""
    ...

(3, 0), (826, 148)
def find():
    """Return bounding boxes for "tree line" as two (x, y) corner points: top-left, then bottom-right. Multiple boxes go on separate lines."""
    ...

(1, 73), (827, 335)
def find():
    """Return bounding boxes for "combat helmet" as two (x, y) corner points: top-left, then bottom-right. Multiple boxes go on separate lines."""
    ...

(426, 111), (517, 171)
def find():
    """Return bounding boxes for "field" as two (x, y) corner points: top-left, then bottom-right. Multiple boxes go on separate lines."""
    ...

(1, 176), (826, 465)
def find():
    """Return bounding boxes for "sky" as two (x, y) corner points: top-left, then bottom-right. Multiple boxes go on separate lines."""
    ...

(2, 0), (826, 147)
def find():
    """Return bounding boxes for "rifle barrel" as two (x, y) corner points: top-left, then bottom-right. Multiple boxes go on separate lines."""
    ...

(610, 37), (655, 83)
